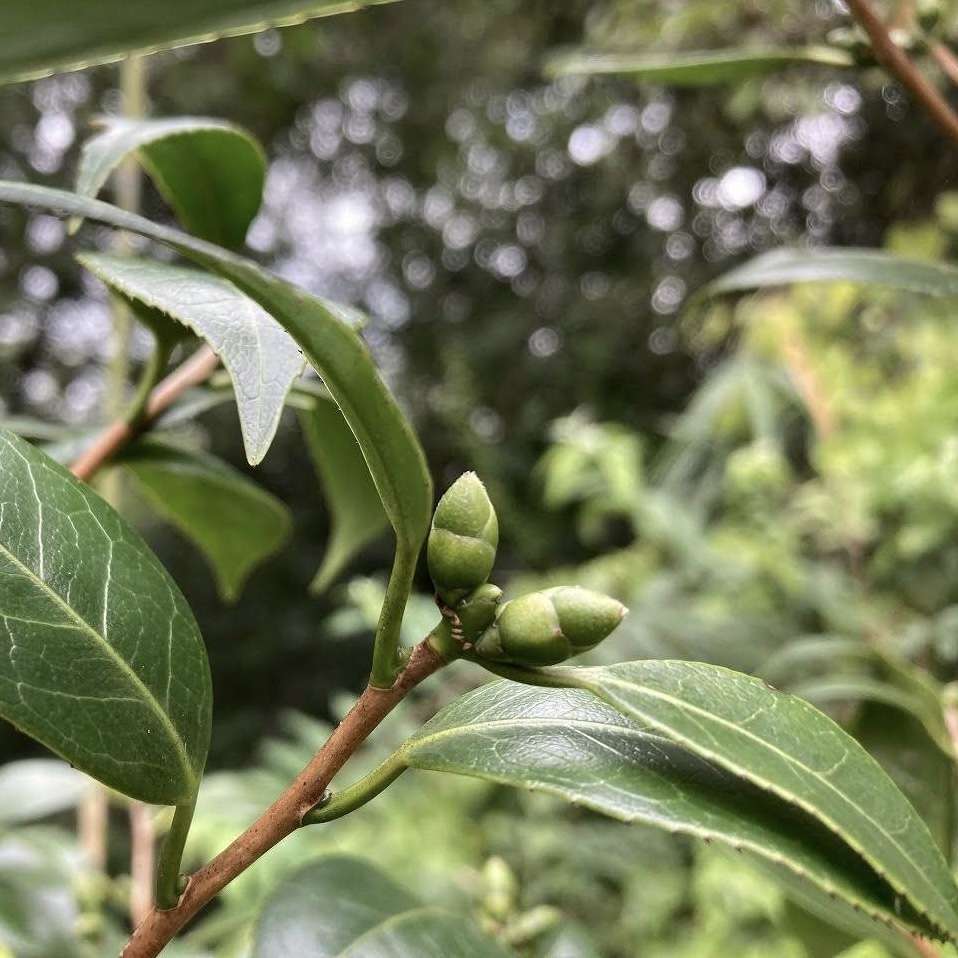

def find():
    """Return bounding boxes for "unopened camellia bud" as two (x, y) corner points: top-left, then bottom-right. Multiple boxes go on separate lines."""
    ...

(428, 472), (499, 604)
(456, 583), (503, 640)
(475, 586), (627, 666)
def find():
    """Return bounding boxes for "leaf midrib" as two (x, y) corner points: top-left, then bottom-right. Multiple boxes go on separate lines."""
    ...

(590, 673), (958, 930)
(0, 531), (193, 789)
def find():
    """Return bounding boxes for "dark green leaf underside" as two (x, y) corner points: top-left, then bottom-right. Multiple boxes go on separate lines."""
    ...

(118, 440), (291, 602)
(74, 117), (266, 248)
(404, 681), (933, 948)
(545, 47), (854, 85)
(708, 248), (958, 298)
(252, 854), (510, 957)
(0, 0), (399, 85)
(0, 428), (210, 804)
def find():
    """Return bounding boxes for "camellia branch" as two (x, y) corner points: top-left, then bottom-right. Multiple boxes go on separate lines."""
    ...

(845, 0), (958, 146)
(70, 345), (220, 482)
(120, 639), (447, 958)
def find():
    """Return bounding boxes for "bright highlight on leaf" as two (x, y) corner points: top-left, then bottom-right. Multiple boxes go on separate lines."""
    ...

(0, 428), (211, 805)
(78, 253), (304, 466)
(118, 439), (292, 602)
(74, 117), (266, 249)
(252, 854), (511, 957)
(545, 47), (855, 85)
(0, 0), (401, 85)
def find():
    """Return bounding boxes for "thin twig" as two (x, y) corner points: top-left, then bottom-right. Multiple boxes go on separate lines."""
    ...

(129, 802), (156, 927)
(845, 0), (958, 146)
(120, 640), (446, 958)
(930, 41), (958, 88)
(78, 787), (109, 872)
(70, 345), (220, 482)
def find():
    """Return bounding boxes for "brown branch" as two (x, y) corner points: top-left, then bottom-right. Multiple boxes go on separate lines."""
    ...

(70, 346), (220, 482)
(845, 0), (958, 146)
(121, 640), (446, 958)
(930, 41), (958, 88)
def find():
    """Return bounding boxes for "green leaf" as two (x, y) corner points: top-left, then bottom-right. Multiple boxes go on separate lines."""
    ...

(251, 854), (510, 957)
(545, 47), (854, 85)
(0, 428), (211, 805)
(74, 117), (266, 248)
(118, 439), (291, 602)
(0, 827), (87, 958)
(300, 394), (389, 594)
(568, 660), (958, 942)
(0, 183), (433, 636)
(78, 253), (304, 465)
(402, 680), (937, 951)
(854, 705), (956, 857)
(535, 923), (602, 958)
(0, 760), (93, 825)
(0, 0), (399, 85)
(707, 248), (958, 298)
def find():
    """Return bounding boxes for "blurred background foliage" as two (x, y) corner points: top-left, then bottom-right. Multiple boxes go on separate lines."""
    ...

(3, 0), (958, 954)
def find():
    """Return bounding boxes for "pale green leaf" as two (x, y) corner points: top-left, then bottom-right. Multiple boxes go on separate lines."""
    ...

(402, 680), (936, 951)
(0, 760), (93, 825)
(545, 47), (854, 85)
(300, 394), (389, 594)
(708, 248), (958, 298)
(535, 923), (602, 958)
(0, 428), (211, 805)
(0, 183), (433, 622)
(78, 253), (304, 465)
(118, 440), (291, 602)
(0, 827), (86, 958)
(251, 854), (511, 957)
(0, 0), (399, 85)
(74, 117), (266, 248)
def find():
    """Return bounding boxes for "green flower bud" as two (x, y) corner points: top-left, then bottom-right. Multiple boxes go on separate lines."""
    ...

(457, 583), (503, 641)
(475, 586), (627, 666)
(428, 472), (499, 604)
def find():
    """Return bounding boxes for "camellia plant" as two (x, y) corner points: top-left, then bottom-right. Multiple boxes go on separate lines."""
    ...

(4, 1), (958, 957)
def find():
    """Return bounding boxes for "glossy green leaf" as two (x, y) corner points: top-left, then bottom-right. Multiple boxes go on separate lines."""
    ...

(0, 428), (211, 805)
(74, 117), (266, 248)
(300, 394), (389, 594)
(545, 47), (854, 85)
(78, 253), (304, 465)
(0, 183), (433, 640)
(0, 760), (93, 825)
(708, 248), (958, 298)
(118, 440), (291, 602)
(565, 660), (958, 942)
(402, 680), (936, 950)
(0, 0), (399, 85)
(251, 854), (510, 957)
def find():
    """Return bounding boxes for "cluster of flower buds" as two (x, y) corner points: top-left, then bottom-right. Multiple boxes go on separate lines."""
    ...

(427, 473), (627, 666)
